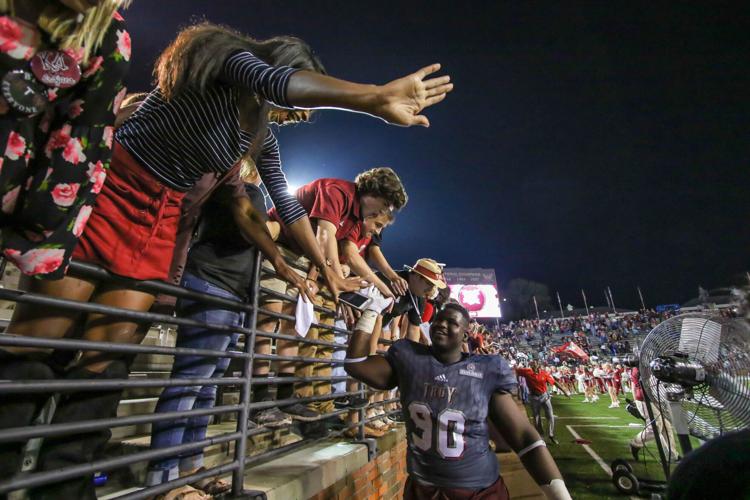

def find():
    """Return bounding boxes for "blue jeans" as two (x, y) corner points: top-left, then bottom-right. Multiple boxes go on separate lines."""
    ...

(147, 273), (243, 485)
(331, 319), (348, 395)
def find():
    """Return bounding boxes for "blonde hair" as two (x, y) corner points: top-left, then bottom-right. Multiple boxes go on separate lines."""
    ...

(239, 158), (258, 182)
(1, 0), (131, 65)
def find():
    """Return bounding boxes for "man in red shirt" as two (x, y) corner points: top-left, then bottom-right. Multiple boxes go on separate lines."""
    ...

(260, 168), (407, 423)
(516, 361), (570, 444)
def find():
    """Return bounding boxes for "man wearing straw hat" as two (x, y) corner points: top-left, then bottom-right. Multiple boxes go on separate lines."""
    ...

(377, 258), (447, 343)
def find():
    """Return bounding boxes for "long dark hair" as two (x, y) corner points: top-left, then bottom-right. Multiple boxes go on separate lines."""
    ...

(155, 22), (326, 158)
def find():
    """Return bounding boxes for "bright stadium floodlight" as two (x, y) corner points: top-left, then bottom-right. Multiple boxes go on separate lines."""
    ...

(287, 184), (298, 195)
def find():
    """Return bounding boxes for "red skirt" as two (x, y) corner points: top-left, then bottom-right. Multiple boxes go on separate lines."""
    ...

(404, 475), (509, 500)
(72, 142), (185, 280)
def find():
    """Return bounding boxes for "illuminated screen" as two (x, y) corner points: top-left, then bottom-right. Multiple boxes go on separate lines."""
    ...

(448, 284), (502, 318)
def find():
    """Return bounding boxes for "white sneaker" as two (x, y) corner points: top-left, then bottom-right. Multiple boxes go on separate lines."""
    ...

(583, 398), (590, 403)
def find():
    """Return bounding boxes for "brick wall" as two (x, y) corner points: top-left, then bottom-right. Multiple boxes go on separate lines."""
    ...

(309, 427), (408, 500)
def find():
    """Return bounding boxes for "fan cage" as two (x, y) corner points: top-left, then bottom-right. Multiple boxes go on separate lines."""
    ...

(638, 312), (750, 441)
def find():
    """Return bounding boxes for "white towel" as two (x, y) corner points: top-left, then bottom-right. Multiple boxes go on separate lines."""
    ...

(294, 295), (315, 337)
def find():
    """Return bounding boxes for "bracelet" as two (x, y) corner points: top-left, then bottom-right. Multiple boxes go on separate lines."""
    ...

(518, 439), (546, 458)
(344, 356), (368, 363)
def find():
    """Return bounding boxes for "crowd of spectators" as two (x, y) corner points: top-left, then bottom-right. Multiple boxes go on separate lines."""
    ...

(465, 310), (681, 364)
(0, 10), (454, 499)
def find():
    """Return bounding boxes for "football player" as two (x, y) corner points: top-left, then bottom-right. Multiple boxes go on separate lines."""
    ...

(345, 302), (571, 499)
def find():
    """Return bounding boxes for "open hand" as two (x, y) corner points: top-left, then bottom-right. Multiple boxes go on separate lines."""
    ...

(278, 262), (315, 303)
(374, 63), (453, 127)
(323, 268), (369, 302)
(389, 274), (409, 296)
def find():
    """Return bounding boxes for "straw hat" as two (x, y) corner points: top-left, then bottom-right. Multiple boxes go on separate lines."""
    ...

(404, 258), (447, 289)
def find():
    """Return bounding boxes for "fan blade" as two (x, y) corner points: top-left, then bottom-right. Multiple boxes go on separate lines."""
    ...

(679, 317), (721, 363)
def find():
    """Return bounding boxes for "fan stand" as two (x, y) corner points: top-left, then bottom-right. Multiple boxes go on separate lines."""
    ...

(611, 383), (672, 497)
(665, 391), (693, 455)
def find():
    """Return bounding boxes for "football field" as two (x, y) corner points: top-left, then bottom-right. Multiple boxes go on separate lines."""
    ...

(527, 393), (669, 499)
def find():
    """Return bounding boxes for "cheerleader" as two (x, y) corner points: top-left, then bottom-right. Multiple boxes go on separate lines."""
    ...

(575, 366), (587, 400)
(604, 363), (620, 408)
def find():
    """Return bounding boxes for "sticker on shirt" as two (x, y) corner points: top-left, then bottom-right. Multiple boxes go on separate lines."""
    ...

(459, 362), (484, 380)
(31, 50), (81, 88)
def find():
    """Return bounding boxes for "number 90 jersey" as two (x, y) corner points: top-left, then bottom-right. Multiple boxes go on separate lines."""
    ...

(385, 340), (518, 490)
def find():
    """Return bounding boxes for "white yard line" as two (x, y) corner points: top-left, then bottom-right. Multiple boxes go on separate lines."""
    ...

(566, 425), (614, 476)
(556, 416), (619, 420)
(567, 424), (640, 500)
(571, 424), (633, 428)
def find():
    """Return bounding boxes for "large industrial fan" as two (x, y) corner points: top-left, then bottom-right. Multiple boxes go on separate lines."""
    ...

(611, 312), (750, 497)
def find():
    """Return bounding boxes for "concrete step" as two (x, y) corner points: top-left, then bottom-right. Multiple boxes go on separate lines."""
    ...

(97, 421), (301, 498)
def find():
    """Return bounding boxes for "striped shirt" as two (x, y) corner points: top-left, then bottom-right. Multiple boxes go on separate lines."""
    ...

(115, 50), (306, 225)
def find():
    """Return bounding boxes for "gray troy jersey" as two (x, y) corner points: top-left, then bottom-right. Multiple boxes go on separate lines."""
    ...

(385, 339), (517, 490)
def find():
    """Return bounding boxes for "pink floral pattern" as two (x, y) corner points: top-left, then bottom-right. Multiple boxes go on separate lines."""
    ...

(0, 12), (130, 278)
(82, 56), (104, 78)
(62, 137), (87, 164)
(2, 185), (20, 214)
(68, 99), (84, 118)
(87, 161), (106, 194)
(72, 205), (93, 237)
(4, 131), (25, 160)
(113, 86), (127, 114)
(0, 16), (38, 60)
(51, 183), (80, 207)
(116, 29), (131, 62)
(4, 248), (66, 275)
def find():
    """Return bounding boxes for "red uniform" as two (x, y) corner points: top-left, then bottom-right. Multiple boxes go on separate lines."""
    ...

(516, 368), (555, 396)
(613, 367), (623, 394)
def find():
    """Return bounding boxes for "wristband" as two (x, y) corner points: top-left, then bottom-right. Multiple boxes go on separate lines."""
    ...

(517, 439), (546, 458)
(354, 309), (378, 334)
(540, 479), (572, 500)
(344, 356), (368, 363)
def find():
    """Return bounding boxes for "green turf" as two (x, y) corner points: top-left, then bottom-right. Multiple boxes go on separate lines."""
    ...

(525, 393), (674, 499)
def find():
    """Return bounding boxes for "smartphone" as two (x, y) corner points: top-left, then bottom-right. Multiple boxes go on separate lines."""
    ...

(339, 291), (370, 310)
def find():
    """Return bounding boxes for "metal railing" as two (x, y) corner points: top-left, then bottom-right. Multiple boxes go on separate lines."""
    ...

(0, 250), (398, 499)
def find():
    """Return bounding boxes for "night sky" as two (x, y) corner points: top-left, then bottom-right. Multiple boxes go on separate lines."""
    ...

(124, 1), (749, 310)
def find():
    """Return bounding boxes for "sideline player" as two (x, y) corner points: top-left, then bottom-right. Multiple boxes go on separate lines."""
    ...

(515, 361), (571, 445)
(345, 303), (572, 499)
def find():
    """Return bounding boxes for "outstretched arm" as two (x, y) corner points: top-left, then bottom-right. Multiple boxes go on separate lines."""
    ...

(489, 393), (571, 499)
(344, 329), (396, 390)
(286, 64), (453, 127)
(223, 51), (452, 127)
(367, 245), (408, 296)
(231, 196), (313, 303)
(341, 240), (394, 299)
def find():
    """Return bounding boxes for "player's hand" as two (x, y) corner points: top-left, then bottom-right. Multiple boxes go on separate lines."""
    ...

(340, 303), (356, 329)
(372, 64), (453, 127)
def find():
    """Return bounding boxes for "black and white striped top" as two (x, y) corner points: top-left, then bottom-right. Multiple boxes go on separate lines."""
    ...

(115, 51), (306, 225)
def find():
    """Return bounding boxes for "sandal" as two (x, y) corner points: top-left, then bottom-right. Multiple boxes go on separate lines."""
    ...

(153, 485), (212, 500)
(189, 468), (232, 496)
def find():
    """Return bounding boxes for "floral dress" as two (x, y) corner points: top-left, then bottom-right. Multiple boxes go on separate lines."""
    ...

(0, 11), (129, 279)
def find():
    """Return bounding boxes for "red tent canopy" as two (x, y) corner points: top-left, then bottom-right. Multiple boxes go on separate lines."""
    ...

(552, 341), (589, 362)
